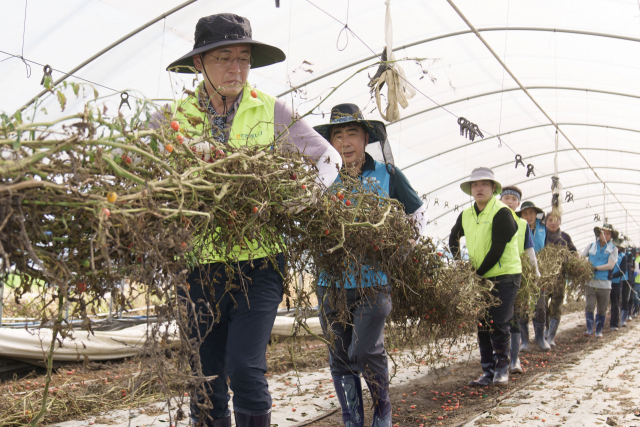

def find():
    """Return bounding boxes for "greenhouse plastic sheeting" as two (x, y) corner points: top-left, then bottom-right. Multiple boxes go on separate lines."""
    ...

(0, 317), (319, 362)
(3, 0), (640, 248)
(0, 323), (175, 362)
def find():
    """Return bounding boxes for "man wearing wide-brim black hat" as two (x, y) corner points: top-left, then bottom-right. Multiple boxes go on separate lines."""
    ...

(313, 104), (427, 427)
(581, 223), (619, 338)
(166, 13), (343, 427)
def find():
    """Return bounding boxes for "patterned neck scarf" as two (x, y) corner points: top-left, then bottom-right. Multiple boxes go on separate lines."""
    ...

(201, 89), (240, 144)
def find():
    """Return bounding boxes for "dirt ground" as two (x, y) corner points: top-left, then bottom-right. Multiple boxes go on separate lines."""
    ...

(307, 315), (640, 427)
(3, 305), (639, 427)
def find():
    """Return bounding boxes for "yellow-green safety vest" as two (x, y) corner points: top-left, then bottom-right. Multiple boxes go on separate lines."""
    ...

(173, 83), (279, 263)
(636, 256), (640, 284)
(462, 196), (522, 278)
(516, 216), (528, 254)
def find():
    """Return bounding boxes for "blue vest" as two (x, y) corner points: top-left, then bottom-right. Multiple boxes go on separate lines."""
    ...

(588, 241), (613, 281)
(318, 160), (391, 289)
(612, 252), (627, 283)
(532, 219), (546, 253)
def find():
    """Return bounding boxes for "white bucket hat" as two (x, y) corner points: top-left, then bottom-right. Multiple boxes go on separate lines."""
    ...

(460, 167), (502, 196)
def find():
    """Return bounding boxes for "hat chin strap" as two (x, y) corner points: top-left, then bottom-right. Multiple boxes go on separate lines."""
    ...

(199, 54), (229, 115)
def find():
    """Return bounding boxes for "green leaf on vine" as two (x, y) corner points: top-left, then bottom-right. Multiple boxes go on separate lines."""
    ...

(56, 90), (67, 111)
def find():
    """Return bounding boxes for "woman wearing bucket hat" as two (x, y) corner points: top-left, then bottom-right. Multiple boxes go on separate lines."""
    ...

(313, 104), (428, 427)
(499, 185), (540, 373)
(166, 13), (343, 427)
(515, 201), (551, 350)
(609, 238), (628, 331)
(517, 202), (546, 254)
(543, 211), (577, 346)
(581, 224), (619, 338)
(449, 167), (521, 386)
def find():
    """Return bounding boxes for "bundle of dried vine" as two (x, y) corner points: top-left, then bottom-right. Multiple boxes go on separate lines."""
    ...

(534, 244), (593, 296)
(0, 83), (498, 424)
(386, 253), (496, 348)
(516, 253), (543, 315)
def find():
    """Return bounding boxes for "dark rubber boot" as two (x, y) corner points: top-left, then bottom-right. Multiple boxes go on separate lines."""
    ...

(547, 319), (560, 346)
(533, 321), (551, 350)
(492, 340), (511, 386)
(519, 319), (530, 351)
(234, 413), (269, 427)
(509, 333), (523, 374)
(333, 375), (364, 427)
(192, 416), (231, 427)
(469, 342), (494, 387)
(621, 310), (628, 327)
(595, 314), (605, 338)
(363, 371), (392, 427)
(584, 312), (595, 336)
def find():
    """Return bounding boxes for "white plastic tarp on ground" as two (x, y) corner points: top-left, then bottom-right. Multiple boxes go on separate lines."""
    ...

(0, 317), (320, 362)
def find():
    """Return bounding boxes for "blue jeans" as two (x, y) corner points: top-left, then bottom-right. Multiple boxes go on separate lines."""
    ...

(183, 254), (284, 419)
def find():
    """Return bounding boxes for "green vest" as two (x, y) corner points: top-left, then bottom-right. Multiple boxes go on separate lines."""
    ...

(173, 84), (279, 263)
(462, 196), (522, 278)
(636, 256), (640, 284)
(516, 216), (528, 254)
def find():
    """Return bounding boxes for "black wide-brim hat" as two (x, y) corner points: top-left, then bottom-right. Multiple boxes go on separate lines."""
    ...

(313, 104), (388, 144)
(516, 201), (544, 217)
(167, 13), (286, 73)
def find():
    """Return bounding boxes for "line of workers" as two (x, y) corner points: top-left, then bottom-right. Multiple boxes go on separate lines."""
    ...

(449, 167), (640, 388)
(168, 12), (640, 427)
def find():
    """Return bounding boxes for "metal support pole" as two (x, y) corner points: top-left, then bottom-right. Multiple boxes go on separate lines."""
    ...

(118, 279), (124, 319)
(13, 0), (198, 116)
(603, 186), (607, 223)
(108, 287), (113, 321)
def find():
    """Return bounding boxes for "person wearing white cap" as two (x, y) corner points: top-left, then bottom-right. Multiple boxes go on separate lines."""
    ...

(450, 167), (521, 386)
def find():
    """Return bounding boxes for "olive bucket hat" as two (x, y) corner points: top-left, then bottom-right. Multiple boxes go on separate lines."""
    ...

(460, 167), (502, 196)
(313, 103), (387, 144)
(167, 13), (285, 73)
(314, 103), (395, 167)
(594, 223), (619, 239)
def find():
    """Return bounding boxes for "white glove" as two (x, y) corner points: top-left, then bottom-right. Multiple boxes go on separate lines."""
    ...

(314, 145), (342, 191)
(525, 247), (541, 277)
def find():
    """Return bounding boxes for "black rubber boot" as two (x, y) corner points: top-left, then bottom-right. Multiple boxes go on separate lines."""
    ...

(547, 318), (560, 346)
(333, 374), (364, 427)
(509, 333), (523, 374)
(363, 371), (392, 427)
(469, 338), (494, 387)
(492, 339), (511, 386)
(234, 412), (270, 427)
(533, 321), (550, 350)
(519, 319), (530, 351)
(192, 416), (231, 427)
